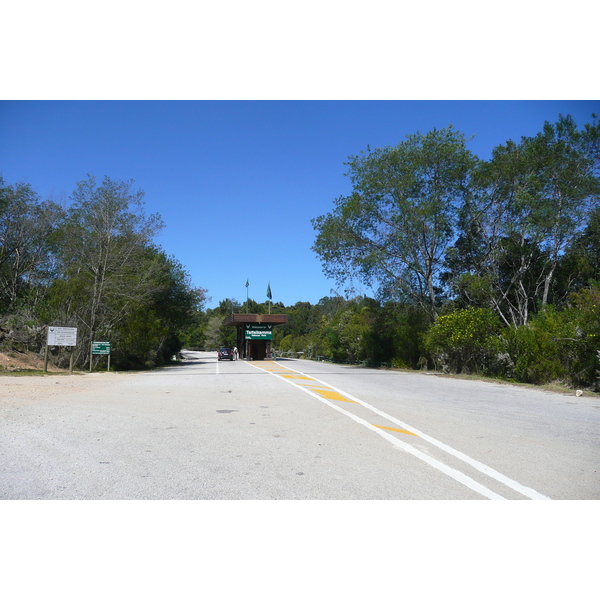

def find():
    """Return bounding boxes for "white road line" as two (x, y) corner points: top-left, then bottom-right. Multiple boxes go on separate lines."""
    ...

(280, 362), (551, 500)
(248, 362), (509, 500)
(294, 363), (553, 500)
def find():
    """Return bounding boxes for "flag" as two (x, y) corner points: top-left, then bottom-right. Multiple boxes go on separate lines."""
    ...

(245, 279), (249, 288)
(266, 283), (272, 300)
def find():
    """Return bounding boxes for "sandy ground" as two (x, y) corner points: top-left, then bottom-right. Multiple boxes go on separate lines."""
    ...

(0, 349), (124, 402)
(0, 349), (68, 373)
(0, 370), (127, 407)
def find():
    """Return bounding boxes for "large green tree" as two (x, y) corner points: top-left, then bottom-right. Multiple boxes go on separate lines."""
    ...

(109, 249), (206, 368)
(527, 115), (600, 306)
(312, 127), (477, 318)
(51, 175), (165, 366)
(447, 114), (600, 326)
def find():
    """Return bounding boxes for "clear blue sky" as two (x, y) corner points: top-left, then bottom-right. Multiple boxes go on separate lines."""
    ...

(1, 100), (598, 308)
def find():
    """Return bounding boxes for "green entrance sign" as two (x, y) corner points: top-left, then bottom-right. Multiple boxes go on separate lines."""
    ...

(244, 324), (273, 340)
(92, 341), (111, 355)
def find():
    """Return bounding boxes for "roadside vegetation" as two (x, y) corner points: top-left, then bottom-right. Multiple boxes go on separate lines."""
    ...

(0, 175), (205, 371)
(2, 114), (599, 389)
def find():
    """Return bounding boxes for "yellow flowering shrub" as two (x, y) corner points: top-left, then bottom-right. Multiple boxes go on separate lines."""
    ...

(424, 307), (502, 374)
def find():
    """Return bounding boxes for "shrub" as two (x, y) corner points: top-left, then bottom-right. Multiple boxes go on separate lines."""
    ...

(562, 287), (600, 388)
(500, 296), (599, 387)
(424, 307), (502, 374)
(501, 321), (565, 385)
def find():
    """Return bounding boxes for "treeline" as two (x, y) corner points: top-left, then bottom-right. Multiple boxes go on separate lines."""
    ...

(3, 114), (599, 387)
(193, 114), (600, 390)
(0, 175), (205, 370)
(194, 288), (599, 389)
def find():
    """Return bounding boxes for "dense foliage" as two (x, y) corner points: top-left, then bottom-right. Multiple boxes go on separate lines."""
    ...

(307, 114), (600, 389)
(0, 175), (205, 370)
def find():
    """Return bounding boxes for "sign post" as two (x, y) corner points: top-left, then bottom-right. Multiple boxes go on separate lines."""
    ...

(92, 341), (111, 372)
(45, 327), (78, 373)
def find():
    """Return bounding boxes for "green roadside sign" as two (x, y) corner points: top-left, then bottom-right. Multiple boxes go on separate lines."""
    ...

(244, 324), (273, 340)
(92, 341), (111, 355)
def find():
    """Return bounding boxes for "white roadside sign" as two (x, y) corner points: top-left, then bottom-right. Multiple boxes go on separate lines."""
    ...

(47, 326), (78, 346)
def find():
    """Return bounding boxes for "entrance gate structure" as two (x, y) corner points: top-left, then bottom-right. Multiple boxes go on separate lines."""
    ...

(223, 313), (288, 360)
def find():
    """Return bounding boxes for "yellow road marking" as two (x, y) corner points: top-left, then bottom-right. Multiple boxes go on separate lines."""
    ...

(254, 362), (358, 403)
(373, 424), (417, 436)
(312, 389), (358, 403)
(297, 383), (330, 389)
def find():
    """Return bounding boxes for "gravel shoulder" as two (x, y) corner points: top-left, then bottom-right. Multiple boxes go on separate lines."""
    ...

(1, 371), (134, 407)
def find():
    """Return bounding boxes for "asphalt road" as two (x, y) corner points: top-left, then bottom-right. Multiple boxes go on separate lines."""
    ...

(1, 350), (599, 500)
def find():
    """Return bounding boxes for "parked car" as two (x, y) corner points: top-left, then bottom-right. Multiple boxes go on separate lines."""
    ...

(218, 347), (234, 361)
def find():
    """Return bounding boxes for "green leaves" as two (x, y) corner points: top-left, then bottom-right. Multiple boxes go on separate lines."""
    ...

(0, 179), (65, 311)
(309, 114), (600, 386)
(424, 307), (501, 374)
(313, 126), (476, 317)
(468, 114), (600, 323)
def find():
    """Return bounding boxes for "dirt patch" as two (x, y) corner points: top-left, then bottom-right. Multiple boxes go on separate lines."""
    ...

(0, 350), (132, 406)
(0, 369), (129, 409)
(0, 349), (67, 373)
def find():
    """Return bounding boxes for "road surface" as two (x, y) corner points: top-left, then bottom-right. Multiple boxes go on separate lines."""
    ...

(1, 351), (598, 499)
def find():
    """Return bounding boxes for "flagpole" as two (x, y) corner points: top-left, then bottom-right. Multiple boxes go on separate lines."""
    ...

(267, 282), (272, 314)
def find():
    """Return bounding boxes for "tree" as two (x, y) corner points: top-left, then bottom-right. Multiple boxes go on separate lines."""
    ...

(312, 127), (477, 318)
(0, 179), (64, 312)
(520, 114), (600, 307)
(557, 206), (600, 294)
(451, 114), (600, 326)
(0, 173), (207, 369)
(278, 301), (316, 339)
(114, 249), (206, 366)
(201, 299), (243, 350)
(330, 306), (371, 363)
(203, 315), (223, 349)
(52, 175), (164, 366)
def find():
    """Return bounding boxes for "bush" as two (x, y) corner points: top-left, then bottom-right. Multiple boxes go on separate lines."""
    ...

(561, 287), (600, 388)
(424, 307), (502, 374)
(499, 294), (600, 387)
(501, 321), (565, 385)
